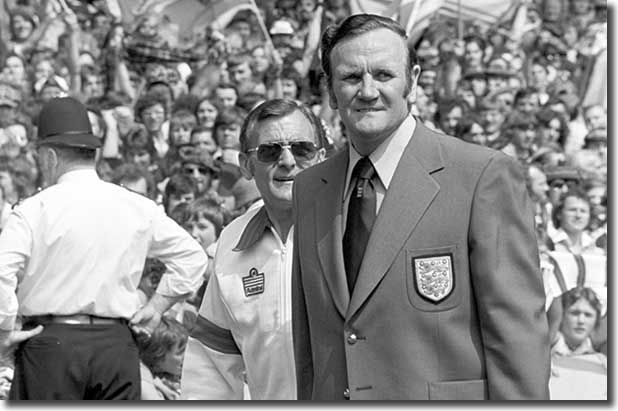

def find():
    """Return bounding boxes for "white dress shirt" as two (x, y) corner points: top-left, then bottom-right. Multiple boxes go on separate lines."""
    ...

(0, 169), (206, 330)
(343, 114), (417, 225)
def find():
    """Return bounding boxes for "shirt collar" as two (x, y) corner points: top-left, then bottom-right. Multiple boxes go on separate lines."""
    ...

(345, 114), (416, 197)
(553, 228), (596, 250)
(57, 168), (100, 184)
(233, 206), (272, 251)
(552, 332), (596, 356)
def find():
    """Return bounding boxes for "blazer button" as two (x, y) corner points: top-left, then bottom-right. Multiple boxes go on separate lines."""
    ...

(343, 388), (350, 399)
(347, 333), (358, 345)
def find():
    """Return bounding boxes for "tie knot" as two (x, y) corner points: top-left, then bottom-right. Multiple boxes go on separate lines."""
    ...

(353, 157), (375, 181)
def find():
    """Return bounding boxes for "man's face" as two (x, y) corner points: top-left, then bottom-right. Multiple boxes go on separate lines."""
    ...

(215, 123), (242, 150)
(559, 195), (590, 234)
(186, 215), (218, 251)
(456, 87), (476, 109)
(561, 298), (597, 349)
(240, 110), (324, 215)
(140, 103), (166, 133)
(584, 105), (606, 130)
(515, 94), (539, 115)
(229, 62), (253, 86)
(183, 162), (213, 193)
(464, 41), (483, 68)
(215, 87), (238, 109)
(530, 64), (548, 89)
(328, 28), (416, 155)
(470, 77), (487, 97)
(528, 166), (549, 202)
(145, 63), (167, 83)
(191, 130), (217, 155)
(230, 21), (251, 40)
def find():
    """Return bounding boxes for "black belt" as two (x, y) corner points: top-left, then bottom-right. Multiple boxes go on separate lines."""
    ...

(23, 314), (126, 326)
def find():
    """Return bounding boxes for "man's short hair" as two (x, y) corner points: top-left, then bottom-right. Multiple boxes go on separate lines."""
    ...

(320, 14), (418, 90)
(213, 106), (247, 134)
(239, 99), (326, 153)
(164, 172), (197, 212)
(48, 145), (97, 164)
(134, 92), (168, 120)
(227, 52), (252, 70)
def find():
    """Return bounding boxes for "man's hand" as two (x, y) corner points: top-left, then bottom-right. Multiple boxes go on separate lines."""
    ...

(129, 304), (161, 339)
(0, 326), (44, 352)
(130, 293), (182, 338)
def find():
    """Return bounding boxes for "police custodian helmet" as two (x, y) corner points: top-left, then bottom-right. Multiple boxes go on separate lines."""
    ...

(37, 96), (102, 149)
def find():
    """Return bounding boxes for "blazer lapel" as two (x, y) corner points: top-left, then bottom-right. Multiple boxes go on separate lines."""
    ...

(347, 122), (444, 318)
(315, 150), (350, 318)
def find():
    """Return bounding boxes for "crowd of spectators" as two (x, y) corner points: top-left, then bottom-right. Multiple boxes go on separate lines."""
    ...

(0, 0), (607, 400)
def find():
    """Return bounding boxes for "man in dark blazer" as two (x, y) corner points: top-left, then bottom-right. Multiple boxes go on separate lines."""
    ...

(291, 14), (550, 400)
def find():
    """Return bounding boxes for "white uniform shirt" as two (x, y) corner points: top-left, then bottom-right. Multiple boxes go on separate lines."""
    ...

(181, 205), (296, 400)
(0, 169), (207, 330)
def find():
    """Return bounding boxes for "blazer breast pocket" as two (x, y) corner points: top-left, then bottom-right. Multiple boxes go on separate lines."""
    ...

(406, 245), (461, 311)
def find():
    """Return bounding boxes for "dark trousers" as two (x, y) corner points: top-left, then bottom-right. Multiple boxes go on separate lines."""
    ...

(9, 322), (141, 400)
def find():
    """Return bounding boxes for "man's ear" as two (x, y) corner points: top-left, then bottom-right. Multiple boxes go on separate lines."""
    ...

(407, 64), (422, 105)
(44, 146), (58, 168)
(238, 151), (254, 180)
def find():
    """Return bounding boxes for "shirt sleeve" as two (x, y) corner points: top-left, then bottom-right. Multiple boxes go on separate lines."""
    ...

(180, 271), (245, 400)
(148, 206), (207, 298)
(0, 210), (32, 330)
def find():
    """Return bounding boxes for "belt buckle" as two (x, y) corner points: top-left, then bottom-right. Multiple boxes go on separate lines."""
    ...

(63, 318), (86, 325)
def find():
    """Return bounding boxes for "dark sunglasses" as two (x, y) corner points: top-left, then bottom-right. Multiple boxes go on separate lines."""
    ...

(247, 141), (318, 163)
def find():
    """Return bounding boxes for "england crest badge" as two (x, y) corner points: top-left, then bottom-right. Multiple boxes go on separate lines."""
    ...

(242, 267), (265, 297)
(413, 254), (454, 303)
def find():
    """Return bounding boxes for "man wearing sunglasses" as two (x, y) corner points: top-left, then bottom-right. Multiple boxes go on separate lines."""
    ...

(181, 99), (326, 399)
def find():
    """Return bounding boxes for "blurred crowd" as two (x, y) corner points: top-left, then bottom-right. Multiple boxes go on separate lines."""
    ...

(0, 0), (607, 400)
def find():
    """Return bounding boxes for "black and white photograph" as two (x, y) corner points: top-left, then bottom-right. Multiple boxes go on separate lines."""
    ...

(0, 0), (608, 401)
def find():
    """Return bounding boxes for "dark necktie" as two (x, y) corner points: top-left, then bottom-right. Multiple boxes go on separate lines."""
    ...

(343, 157), (376, 293)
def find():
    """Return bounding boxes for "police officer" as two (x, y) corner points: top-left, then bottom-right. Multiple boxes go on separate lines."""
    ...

(0, 97), (207, 399)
